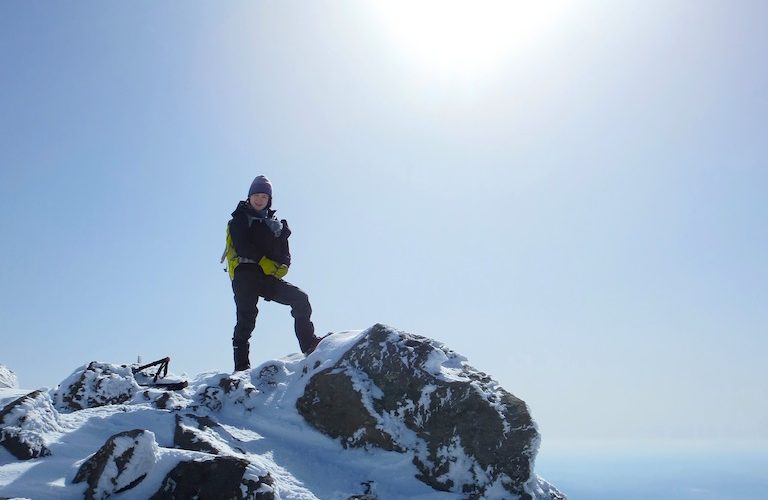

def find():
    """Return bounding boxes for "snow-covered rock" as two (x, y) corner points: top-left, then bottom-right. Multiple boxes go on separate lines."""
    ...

(52, 361), (141, 412)
(137, 385), (190, 411)
(0, 389), (63, 460)
(174, 413), (246, 455)
(73, 429), (159, 499)
(192, 373), (261, 413)
(0, 365), (18, 389)
(297, 324), (561, 499)
(0, 325), (566, 499)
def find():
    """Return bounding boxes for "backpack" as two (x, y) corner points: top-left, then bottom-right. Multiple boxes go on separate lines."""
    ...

(220, 221), (240, 280)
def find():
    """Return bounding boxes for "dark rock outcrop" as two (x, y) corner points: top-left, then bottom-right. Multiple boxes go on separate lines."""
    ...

(73, 429), (157, 499)
(150, 456), (275, 500)
(173, 413), (245, 455)
(0, 390), (61, 460)
(297, 324), (549, 499)
(53, 362), (140, 412)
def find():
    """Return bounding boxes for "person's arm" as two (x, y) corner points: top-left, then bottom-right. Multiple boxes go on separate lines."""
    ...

(276, 219), (291, 267)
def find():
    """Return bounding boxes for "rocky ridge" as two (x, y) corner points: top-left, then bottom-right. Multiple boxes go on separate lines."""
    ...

(0, 325), (565, 499)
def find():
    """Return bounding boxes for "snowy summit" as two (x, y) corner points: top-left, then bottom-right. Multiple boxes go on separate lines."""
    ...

(0, 324), (565, 499)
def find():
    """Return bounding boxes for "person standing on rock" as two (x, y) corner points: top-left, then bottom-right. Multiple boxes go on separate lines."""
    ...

(222, 175), (322, 371)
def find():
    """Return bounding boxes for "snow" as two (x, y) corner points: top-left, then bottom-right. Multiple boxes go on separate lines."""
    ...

(86, 431), (159, 498)
(0, 366), (18, 389)
(0, 390), (63, 461)
(423, 345), (470, 383)
(0, 327), (561, 499)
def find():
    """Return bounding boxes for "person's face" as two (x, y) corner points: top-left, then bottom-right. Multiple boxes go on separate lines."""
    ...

(249, 193), (270, 210)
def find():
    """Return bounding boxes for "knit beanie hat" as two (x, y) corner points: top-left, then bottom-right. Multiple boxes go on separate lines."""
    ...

(248, 175), (273, 198)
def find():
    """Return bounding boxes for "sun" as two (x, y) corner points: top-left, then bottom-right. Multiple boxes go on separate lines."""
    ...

(369, 0), (571, 78)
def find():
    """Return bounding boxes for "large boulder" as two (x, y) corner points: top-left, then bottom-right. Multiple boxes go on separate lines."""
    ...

(0, 390), (62, 460)
(297, 324), (562, 500)
(73, 429), (158, 499)
(53, 362), (141, 412)
(150, 456), (275, 500)
(0, 365), (18, 389)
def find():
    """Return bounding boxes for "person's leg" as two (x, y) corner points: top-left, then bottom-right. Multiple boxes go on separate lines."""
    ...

(231, 266), (261, 371)
(265, 278), (317, 353)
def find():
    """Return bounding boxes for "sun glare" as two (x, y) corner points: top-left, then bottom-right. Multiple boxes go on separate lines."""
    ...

(370, 0), (570, 78)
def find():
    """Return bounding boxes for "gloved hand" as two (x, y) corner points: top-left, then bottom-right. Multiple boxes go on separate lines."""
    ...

(275, 264), (289, 279)
(258, 256), (279, 276)
(259, 256), (289, 279)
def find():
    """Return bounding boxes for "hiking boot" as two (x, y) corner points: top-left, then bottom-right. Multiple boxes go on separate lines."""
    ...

(302, 332), (332, 356)
(233, 343), (250, 372)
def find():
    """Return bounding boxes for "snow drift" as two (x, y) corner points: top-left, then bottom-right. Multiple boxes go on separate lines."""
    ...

(0, 365), (18, 390)
(0, 324), (565, 499)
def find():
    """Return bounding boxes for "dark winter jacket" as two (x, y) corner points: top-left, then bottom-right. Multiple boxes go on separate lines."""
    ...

(229, 201), (291, 267)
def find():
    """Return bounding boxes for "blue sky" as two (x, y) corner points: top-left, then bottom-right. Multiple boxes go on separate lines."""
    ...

(1, 0), (767, 451)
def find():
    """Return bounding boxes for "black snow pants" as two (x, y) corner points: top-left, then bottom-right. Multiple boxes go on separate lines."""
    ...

(231, 264), (315, 371)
